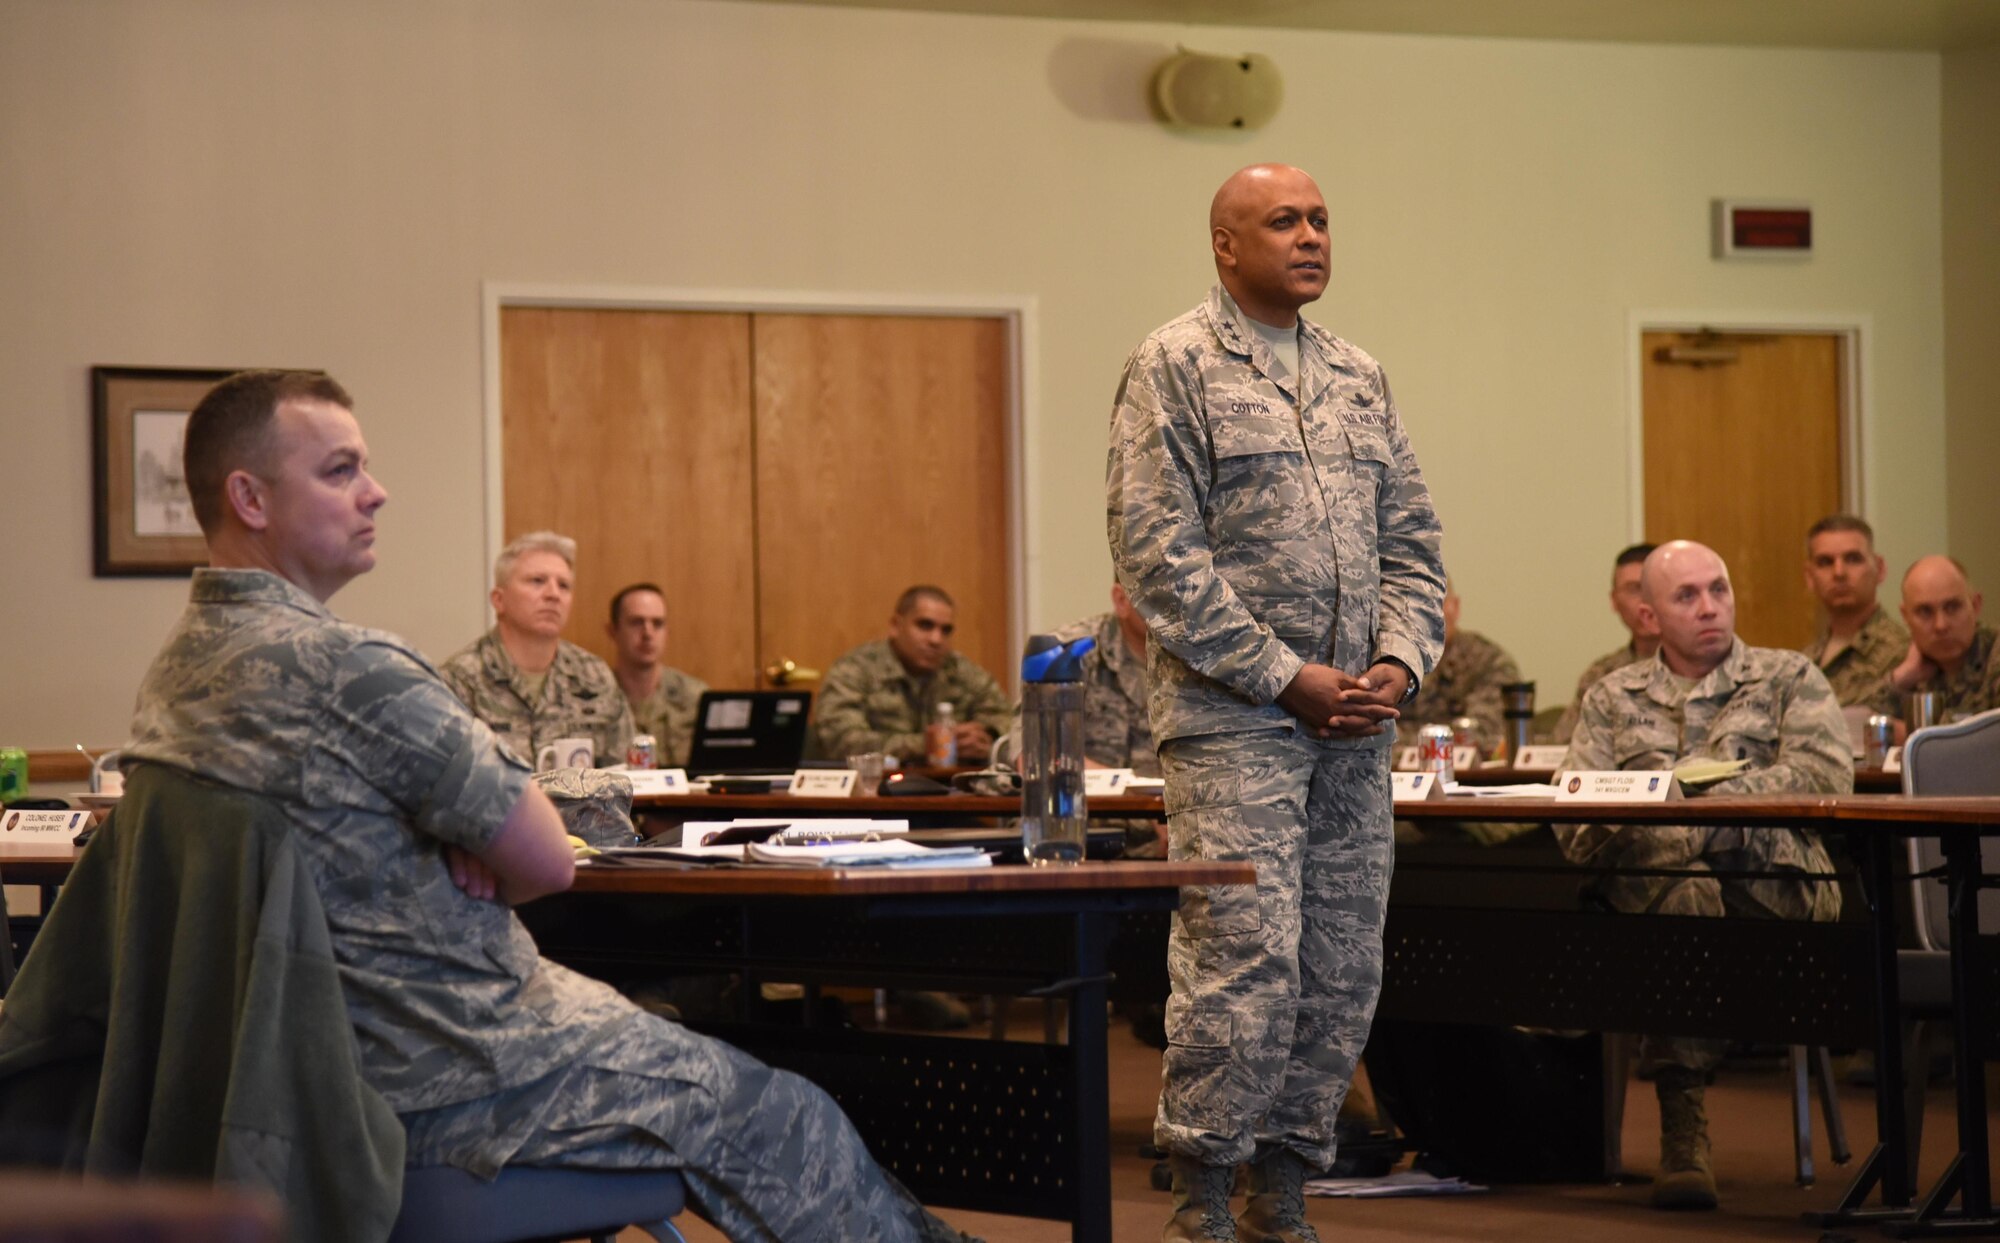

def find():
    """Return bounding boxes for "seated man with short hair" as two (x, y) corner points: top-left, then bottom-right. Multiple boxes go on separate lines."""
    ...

(440, 531), (633, 767)
(124, 370), (976, 1243)
(812, 585), (1010, 764)
(1800, 514), (1909, 707)
(606, 582), (708, 767)
(1867, 554), (1998, 722)
(1554, 543), (1659, 743)
(1562, 540), (1847, 1212)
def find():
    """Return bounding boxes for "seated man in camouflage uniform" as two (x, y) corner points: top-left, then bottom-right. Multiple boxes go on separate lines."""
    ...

(1402, 579), (1519, 754)
(1801, 515), (1909, 707)
(1554, 543), (1659, 743)
(812, 585), (1010, 765)
(440, 531), (633, 767)
(128, 369), (975, 1243)
(1866, 555), (1998, 725)
(1562, 540), (1848, 1212)
(605, 582), (707, 767)
(994, 583), (1163, 855)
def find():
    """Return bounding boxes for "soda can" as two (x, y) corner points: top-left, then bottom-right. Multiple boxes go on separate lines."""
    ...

(1864, 714), (1894, 768)
(0, 748), (28, 803)
(1417, 724), (1456, 784)
(626, 734), (657, 770)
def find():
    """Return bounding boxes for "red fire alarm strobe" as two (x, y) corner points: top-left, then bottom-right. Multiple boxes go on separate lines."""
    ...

(1713, 200), (1813, 260)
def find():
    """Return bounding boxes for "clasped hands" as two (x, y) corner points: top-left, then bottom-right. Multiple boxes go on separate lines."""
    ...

(1277, 661), (1409, 739)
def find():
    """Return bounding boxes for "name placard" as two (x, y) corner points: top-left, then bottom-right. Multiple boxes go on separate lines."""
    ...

(1083, 768), (1134, 797)
(1453, 745), (1480, 771)
(625, 768), (690, 797)
(1554, 770), (1683, 802)
(1393, 746), (1419, 771)
(0, 808), (89, 852)
(1390, 772), (1445, 802)
(1512, 745), (1569, 771)
(790, 769), (859, 798)
(1883, 746), (1903, 775)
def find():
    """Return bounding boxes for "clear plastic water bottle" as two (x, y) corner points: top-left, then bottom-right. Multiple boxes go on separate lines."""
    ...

(925, 700), (959, 767)
(1020, 634), (1094, 866)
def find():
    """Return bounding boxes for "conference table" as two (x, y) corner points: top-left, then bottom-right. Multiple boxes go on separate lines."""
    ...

(1388, 794), (1999, 1237)
(520, 858), (1253, 1243)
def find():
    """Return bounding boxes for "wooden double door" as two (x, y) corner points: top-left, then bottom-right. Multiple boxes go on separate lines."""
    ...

(499, 306), (1014, 693)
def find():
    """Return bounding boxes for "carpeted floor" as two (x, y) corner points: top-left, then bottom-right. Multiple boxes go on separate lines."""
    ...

(658, 1011), (1996, 1242)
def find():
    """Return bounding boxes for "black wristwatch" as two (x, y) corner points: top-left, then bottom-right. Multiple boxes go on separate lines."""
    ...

(1378, 657), (1420, 703)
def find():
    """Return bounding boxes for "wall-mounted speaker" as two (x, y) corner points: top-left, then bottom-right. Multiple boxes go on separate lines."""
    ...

(1152, 47), (1283, 130)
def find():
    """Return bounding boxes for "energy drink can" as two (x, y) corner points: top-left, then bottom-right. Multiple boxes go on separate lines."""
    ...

(1417, 724), (1456, 784)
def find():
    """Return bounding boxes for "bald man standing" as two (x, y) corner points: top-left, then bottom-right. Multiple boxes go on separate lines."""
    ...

(1563, 541), (1848, 1211)
(1867, 555), (1998, 722)
(1108, 163), (1445, 1243)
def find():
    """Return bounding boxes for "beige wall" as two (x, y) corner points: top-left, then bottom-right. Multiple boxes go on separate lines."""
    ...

(1942, 45), (2000, 598)
(0, 0), (1952, 748)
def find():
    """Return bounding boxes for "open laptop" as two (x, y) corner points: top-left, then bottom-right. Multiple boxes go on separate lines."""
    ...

(683, 690), (815, 778)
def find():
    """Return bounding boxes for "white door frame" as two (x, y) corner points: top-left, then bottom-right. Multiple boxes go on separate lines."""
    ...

(480, 281), (1037, 664)
(1626, 310), (1872, 540)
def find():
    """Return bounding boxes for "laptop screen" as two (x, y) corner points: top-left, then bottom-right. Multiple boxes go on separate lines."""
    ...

(685, 690), (814, 776)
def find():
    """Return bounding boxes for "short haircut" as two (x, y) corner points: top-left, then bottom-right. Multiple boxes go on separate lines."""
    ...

(895, 584), (954, 616)
(1806, 514), (1875, 550)
(1615, 543), (1656, 570)
(183, 369), (353, 536)
(609, 582), (665, 624)
(493, 531), (577, 587)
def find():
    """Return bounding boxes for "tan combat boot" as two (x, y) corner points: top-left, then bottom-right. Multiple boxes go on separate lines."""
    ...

(1164, 1155), (1238, 1242)
(1236, 1149), (1321, 1243)
(1650, 1069), (1719, 1210)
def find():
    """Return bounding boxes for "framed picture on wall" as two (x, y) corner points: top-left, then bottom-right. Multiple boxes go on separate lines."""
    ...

(90, 365), (237, 576)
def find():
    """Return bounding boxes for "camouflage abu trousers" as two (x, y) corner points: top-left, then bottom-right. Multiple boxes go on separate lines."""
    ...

(1154, 728), (1394, 1168)
(1590, 824), (1843, 1077)
(400, 1009), (973, 1243)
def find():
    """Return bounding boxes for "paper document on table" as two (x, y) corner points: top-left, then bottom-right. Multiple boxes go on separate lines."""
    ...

(1305, 1170), (1487, 1198)
(1442, 782), (1558, 798)
(678, 819), (910, 847)
(744, 839), (992, 869)
(1672, 757), (1750, 787)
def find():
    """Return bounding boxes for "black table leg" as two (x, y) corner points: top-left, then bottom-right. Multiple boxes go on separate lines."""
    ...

(1805, 830), (1915, 1227)
(1067, 912), (1114, 1243)
(1888, 827), (1999, 1239)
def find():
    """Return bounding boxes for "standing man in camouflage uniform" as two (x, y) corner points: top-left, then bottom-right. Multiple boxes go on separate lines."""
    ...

(812, 585), (1010, 764)
(1554, 543), (1659, 743)
(123, 370), (977, 1243)
(994, 584), (1164, 855)
(1801, 515), (1909, 707)
(1867, 555), (1998, 723)
(1402, 579), (1520, 753)
(606, 582), (708, 767)
(1563, 540), (1848, 1211)
(1107, 163), (1445, 1243)
(440, 531), (633, 767)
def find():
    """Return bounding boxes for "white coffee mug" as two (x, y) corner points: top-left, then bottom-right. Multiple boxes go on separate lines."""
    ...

(535, 737), (594, 772)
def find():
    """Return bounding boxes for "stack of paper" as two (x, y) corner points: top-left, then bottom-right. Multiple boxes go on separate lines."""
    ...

(744, 839), (992, 869)
(1441, 782), (1557, 798)
(1304, 1170), (1487, 1198)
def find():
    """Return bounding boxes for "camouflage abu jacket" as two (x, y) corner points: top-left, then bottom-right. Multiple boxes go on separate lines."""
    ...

(1403, 628), (1521, 748)
(1558, 637), (1852, 869)
(437, 629), (633, 767)
(1803, 605), (1910, 708)
(1106, 284), (1446, 745)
